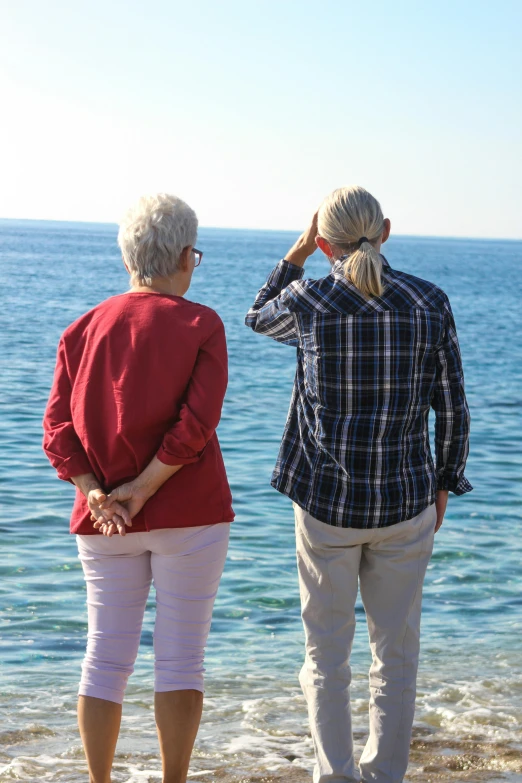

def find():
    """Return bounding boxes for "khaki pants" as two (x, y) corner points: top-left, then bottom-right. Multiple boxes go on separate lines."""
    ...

(294, 503), (437, 783)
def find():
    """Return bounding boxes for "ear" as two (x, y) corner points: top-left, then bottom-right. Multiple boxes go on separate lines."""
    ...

(381, 218), (391, 245)
(316, 236), (333, 258)
(178, 245), (192, 272)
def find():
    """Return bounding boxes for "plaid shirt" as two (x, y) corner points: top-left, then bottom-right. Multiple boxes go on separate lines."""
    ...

(246, 256), (472, 528)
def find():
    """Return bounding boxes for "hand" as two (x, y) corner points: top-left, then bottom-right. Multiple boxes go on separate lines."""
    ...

(88, 488), (132, 537)
(434, 489), (449, 533)
(285, 211), (319, 268)
(94, 457), (182, 536)
(93, 481), (149, 536)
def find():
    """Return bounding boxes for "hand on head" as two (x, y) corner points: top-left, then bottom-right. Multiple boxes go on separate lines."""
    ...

(284, 211), (320, 267)
(301, 211), (320, 255)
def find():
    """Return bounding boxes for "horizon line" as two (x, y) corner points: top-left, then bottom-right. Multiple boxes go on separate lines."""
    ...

(0, 215), (521, 244)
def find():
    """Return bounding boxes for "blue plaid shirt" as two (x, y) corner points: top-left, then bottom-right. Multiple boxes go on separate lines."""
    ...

(246, 256), (472, 528)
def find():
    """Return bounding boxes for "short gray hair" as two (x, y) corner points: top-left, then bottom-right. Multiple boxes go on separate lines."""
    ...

(118, 193), (198, 286)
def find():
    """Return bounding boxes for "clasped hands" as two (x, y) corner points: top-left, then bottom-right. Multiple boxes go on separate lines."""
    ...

(88, 481), (148, 537)
(79, 458), (182, 537)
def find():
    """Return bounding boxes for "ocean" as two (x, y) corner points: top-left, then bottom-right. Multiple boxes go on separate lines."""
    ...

(0, 219), (521, 782)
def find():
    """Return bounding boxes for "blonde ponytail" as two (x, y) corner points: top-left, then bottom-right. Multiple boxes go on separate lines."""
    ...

(318, 186), (386, 299)
(345, 242), (384, 298)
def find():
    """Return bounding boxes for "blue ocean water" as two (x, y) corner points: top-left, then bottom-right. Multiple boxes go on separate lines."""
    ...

(0, 219), (521, 782)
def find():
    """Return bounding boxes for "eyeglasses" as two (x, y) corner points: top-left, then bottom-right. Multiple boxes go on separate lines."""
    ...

(192, 248), (203, 267)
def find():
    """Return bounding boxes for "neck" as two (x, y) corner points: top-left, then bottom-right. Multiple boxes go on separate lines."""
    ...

(130, 275), (186, 297)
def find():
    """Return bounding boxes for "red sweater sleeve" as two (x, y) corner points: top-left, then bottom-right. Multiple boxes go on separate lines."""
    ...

(42, 337), (93, 482)
(157, 314), (228, 466)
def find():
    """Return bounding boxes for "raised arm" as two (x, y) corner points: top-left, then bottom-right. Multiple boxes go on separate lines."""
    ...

(431, 298), (473, 498)
(245, 212), (318, 345)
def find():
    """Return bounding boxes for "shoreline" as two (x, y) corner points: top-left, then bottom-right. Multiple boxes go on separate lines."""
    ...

(1, 718), (522, 782)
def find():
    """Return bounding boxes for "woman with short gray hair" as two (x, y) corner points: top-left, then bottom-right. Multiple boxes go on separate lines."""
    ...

(118, 193), (199, 285)
(43, 193), (234, 783)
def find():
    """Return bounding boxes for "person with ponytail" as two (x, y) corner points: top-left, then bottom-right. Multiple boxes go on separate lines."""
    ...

(246, 185), (472, 783)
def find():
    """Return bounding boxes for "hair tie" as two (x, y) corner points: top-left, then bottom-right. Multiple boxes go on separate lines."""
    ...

(357, 236), (369, 248)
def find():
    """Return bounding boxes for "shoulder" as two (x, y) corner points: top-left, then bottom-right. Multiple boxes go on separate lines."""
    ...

(62, 294), (224, 339)
(172, 299), (226, 348)
(178, 297), (224, 333)
(281, 272), (338, 313)
(387, 267), (449, 311)
(61, 295), (124, 343)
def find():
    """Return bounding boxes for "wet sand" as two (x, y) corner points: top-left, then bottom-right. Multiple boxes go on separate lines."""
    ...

(2, 726), (522, 781)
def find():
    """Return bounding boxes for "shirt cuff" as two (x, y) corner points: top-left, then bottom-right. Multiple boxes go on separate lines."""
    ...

(56, 452), (93, 483)
(436, 474), (473, 495)
(266, 259), (305, 290)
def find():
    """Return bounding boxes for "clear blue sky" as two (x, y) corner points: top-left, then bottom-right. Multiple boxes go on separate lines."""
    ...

(1, 0), (521, 237)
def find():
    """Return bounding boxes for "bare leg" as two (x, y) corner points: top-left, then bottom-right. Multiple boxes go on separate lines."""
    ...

(155, 689), (203, 783)
(78, 695), (122, 783)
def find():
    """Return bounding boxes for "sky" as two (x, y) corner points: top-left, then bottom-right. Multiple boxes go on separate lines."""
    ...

(0, 0), (521, 238)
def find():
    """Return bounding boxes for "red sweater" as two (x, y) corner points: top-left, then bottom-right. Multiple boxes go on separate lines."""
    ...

(43, 292), (234, 534)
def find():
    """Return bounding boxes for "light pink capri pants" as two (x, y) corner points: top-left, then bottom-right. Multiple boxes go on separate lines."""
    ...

(76, 523), (230, 705)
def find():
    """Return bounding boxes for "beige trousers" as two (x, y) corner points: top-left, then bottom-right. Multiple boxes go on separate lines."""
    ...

(294, 502), (437, 783)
